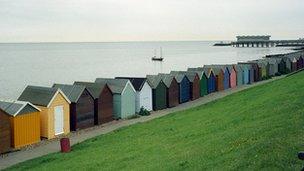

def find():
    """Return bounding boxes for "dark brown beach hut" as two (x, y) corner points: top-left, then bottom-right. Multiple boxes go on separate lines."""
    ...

(170, 71), (200, 100)
(74, 82), (113, 124)
(0, 108), (11, 154)
(158, 73), (179, 108)
(53, 84), (95, 131)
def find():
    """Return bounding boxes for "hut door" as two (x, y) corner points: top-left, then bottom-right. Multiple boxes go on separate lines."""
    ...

(54, 106), (64, 135)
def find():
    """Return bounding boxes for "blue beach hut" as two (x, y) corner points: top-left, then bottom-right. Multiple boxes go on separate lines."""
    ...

(170, 72), (190, 103)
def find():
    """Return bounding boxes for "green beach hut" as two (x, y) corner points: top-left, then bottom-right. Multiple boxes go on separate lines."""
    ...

(95, 78), (136, 119)
(146, 75), (167, 111)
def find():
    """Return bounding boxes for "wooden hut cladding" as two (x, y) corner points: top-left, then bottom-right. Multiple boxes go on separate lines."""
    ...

(237, 64), (251, 84)
(74, 82), (113, 124)
(18, 86), (71, 139)
(0, 100), (41, 149)
(226, 65), (237, 88)
(187, 68), (208, 96)
(115, 77), (153, 112)
(170, 73), (191, 103)
(158, 74), (179, 108)
(265, 58), (279, 76)
(234, 65), (244, 86)
(95, 78), (136, 119)
(0, 109), (11, 153)
(53, 84), (95, 131)
(297, 56), (304, 70)
(204, 66), (224, 91)
(283, 57), (292, 73)
(204, 68), (216, 93)
(170, 71), (200, 100)
(239, 62), (259, 82)
(290, 57), (298, 72)
(146, 75), (167, 110)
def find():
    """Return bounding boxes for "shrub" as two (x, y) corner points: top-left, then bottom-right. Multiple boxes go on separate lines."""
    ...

(138, 107), (150, 116)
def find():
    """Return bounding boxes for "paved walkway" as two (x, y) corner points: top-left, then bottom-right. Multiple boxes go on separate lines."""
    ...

(0, 76), (284, 170)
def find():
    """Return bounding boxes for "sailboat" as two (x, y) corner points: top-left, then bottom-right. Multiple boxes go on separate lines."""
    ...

(151, 47), (164, 61)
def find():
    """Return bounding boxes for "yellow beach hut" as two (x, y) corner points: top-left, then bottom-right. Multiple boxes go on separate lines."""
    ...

(18, 86), (71, 139)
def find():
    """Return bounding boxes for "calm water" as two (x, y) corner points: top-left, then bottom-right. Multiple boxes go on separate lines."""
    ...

(0, 41), (294, 99)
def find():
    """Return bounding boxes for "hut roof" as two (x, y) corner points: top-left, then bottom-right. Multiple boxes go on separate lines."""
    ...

(158, 73), (175, 88)
(169, 72), (187, 83)
(0, 100), (40, 117)
(115, 77), (147, 91)
(170, 71), (198, 82)
(74, 81), (109, 99)
(95, 78), (132, 94)
(203, 65), (225, 75)
(187, 68), (207, 79)
(18, 86), (71, 107)
(146, 75), (162, 89)
(53, 84), (92, 103)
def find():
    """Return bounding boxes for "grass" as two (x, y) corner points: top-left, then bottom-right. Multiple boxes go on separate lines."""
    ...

(6, 71), (304, 170)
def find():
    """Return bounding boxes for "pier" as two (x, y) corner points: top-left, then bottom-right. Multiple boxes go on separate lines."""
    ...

(231, 35), (304, 48)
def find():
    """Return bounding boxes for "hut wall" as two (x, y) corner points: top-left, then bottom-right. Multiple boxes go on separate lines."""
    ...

(39, 93), (70, 139)
(200, 75), (208, 96)
(223, 70), (230, 89)
(98, 86), (113, 123)
(71, 89), (94, 130)
(137, 82), (153, 112)
(167, 79), (179, 108)
(191, 76), (200, 100)
(236, 69), (243, 86)
(230, 69), (237, 88)
(10, 112), (40, 148)
(112, 94), (121, 119)
(121, 83), (136, 119)
(152, 82), (167, 110)
(215, 72), (224, 91)
(179, 77), (190, 103)
(298, 57), (304, 69)
(243, 69), (249, 84)
(0, 111), (11, 153)
(209, 73), (216, 93)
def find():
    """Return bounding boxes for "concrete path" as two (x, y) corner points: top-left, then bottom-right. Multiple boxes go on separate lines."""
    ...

(0, 76), (284, 170)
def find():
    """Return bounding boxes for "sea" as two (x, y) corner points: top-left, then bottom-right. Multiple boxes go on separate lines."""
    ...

(0, 41), (294, 99)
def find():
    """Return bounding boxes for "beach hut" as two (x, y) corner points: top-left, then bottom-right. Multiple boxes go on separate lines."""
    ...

(0, 100), (40, 149)
(265, 58), (279, 76)
(170, 73), (191, 103)
(237, 64), (251, 84)
(239, 62), (259, 82)
(187, 68), (208, 96)
(52, 84), (95, 131)
(95, 78), (136, 119)
(115, 77), (153, 113)
(0, 108), (11, 153)
(290, 57), (298, 72)
(204, 66), (224, 91)
(282, 57), (292, 73)
(18, 86), (71, 139)
(146, 75), (167, 110)
(225, 65), (237, 88)
(204, 68), (216, 93)
(207, 65), (230, 90)
(170, 71), (200, 100)
(158, 74), (179, 108)
(234, 65), (244, 86)
(74, 82), (113, 124)
(297, 56), (303, 70)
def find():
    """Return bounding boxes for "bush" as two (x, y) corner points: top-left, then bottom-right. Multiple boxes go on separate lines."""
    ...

(138, 107), (150, 116)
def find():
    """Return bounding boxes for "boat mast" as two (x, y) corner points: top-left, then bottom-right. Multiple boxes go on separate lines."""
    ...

(160, 47), (162, 58)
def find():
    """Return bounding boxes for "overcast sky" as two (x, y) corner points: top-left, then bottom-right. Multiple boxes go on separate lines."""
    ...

(0, 0), (303, 42)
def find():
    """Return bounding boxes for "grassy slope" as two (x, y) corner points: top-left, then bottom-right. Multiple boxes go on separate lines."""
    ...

(6, 72), (304, 170)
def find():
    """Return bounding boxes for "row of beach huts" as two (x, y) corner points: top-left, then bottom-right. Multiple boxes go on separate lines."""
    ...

(0, 50), (303, 154)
